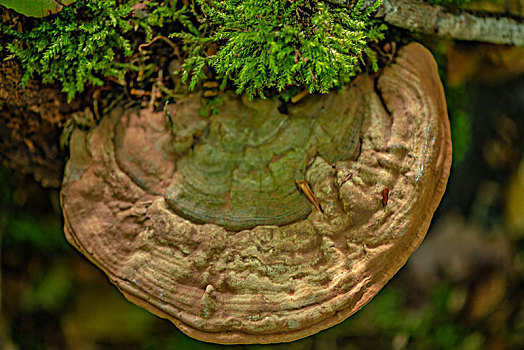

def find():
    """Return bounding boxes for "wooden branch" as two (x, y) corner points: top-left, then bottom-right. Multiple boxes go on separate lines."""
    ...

(329, 0), (524, 46)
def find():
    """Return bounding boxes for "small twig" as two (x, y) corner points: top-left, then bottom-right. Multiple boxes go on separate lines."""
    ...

(92, 89), (101, 121)
(308, 67), (317, 83)
(290, 89), (309, 103)
(149, 69), (164, 109)
(102, 93), (124, 116)
(340, 173), (352, 184)
(157, 84), (186, 100)
(138, 36), (179, 53)
(296, 180), (324, 213)
(219, 26), (249, 32)
(294, 49), (302, 64)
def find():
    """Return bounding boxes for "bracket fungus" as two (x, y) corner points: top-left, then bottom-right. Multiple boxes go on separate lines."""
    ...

(61, 43), (451, 344)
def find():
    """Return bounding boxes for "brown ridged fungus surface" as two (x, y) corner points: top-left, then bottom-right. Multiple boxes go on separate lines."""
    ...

(61, 43), (452, 344)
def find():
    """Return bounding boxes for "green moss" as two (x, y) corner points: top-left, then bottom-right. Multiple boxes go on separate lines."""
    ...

(177, 0), (386, 98)
(2, 0), (134, 101)
(2, 0), (385, 100)
(1, 0), (188, 101)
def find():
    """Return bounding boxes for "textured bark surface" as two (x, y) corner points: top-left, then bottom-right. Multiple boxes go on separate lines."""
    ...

(61, 43), (452, 344)
(0, 60), (80, 188)
(375, 0), (524, 46)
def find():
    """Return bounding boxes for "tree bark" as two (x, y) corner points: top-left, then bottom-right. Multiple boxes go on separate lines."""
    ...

(330, 0), (524, 46)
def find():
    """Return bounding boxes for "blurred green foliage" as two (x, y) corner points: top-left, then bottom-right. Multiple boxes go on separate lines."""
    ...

(0, 167), (67, 251)
(4, 213), (66, 251)
(21, 261), (74, 313)
(446, 85), (473, 166)
(335, 285), (484, 349)
(428, 40), (473, 167)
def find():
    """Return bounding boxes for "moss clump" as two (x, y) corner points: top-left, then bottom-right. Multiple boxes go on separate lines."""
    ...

(1, 0), (386, 100)
(2, 0), (134, 101)
(1, 0), (189, 101)
(178, 0), (386, 97)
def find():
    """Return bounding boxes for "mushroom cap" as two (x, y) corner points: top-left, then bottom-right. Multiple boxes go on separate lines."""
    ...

(61, 43), (451, 344)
